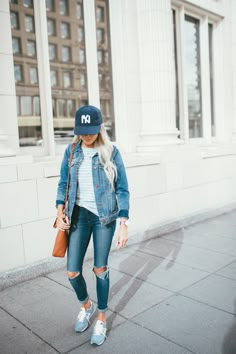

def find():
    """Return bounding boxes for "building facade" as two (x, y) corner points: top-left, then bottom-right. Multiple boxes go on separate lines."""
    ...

(1, 0), (236, 274)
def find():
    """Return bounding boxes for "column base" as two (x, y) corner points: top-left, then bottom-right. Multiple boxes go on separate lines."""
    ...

(137, 131), (182, 153)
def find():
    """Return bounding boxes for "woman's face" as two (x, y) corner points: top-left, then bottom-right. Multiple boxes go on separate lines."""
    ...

(81, 134), (98, 148)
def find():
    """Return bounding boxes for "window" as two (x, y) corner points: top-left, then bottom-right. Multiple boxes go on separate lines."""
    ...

(25, 15), (34, 32)
(11, 12), (19, 29)
(77, 27), (84, 43)
(61, 22), (70, 39)
(21, 96), (32, 115)
(62, 46), (71, 62)
(58, 99), (66, 117)
(80, 72), (87, 89)
(95, 0), (115, 140)
(76, 2), (83, 19)
(209, 23), (215, 136)
(63, 71), (72, 88)
(14, 64), (23, 82)
(172, 10), (180, 133)
(49, 43), (57, 60)
(47, 19), (56, 36)
(184, 16), (202, 138)
(12, 37), (21, 54)
(27, 40), (36, 56)
(46, 0), (54, 12)
(96, 6), (104, 22)
(29, 67), (38, 84)
(33, 96), (40, 115)
(67, 100), (75, 117)
(10, 0), (18, 4)
(50, 70), (58, 87)
(79, 49), (85, 64)
(23, 0), (33, 8)
(172, 6), (217, 141)
(59, 0), (69, 16)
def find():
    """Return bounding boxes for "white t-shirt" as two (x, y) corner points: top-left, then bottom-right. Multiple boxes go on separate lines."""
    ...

(76, 147), (99, 216)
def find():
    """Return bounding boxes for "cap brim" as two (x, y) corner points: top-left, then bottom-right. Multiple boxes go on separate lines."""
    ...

(74, 125), (101, 135)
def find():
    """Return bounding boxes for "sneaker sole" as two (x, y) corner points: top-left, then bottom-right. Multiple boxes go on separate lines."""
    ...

(91, 337), (106, 346)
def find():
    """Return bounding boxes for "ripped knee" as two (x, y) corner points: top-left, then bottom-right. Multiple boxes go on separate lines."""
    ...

(93, 266), (109, 280)
(67, 271), (80, 279)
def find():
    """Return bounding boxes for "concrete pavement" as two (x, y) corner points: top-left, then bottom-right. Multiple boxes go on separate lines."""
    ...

(0, 211), (236, 354)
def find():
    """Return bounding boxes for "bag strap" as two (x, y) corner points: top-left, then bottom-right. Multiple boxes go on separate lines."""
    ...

(64, 143), (76, 208)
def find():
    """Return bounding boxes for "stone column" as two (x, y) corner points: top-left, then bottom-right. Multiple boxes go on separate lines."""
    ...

(136, 0), (179, 152)
(0, 0), (18, 157)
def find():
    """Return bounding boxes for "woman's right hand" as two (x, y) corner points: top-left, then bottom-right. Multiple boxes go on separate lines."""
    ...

(56, 206), (70, 231)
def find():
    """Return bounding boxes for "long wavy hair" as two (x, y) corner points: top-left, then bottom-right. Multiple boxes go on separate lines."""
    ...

(72, 124), (117, 189)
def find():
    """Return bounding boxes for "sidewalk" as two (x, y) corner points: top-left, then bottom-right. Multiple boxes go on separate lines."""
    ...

(1, 211), (236, 354)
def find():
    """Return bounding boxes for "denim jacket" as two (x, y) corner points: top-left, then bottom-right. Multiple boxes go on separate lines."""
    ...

(56, 142), (130, 225)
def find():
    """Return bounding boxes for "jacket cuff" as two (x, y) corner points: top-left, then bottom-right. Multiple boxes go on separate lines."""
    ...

(118, 209), (129, 218)
(56, 200), (65, 207)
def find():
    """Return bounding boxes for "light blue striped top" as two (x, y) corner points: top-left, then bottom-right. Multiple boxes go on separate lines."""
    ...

(76, 147), (99, 216)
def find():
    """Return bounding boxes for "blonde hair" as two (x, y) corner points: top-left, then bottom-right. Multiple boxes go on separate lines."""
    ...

(72, 124), (117, 189)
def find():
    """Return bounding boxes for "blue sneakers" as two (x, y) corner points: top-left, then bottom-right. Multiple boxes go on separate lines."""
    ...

(75, 301), (95, 332)
(91, 320), (107, 345)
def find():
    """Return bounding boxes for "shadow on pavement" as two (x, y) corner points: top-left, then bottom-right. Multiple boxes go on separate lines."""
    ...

(106, 230), (184, 332)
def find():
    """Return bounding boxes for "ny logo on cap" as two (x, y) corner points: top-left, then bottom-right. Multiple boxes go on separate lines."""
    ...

(81, 114), (91, 124)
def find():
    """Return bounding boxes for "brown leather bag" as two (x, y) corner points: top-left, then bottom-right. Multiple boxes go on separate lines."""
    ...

(52, 143), (76, 257)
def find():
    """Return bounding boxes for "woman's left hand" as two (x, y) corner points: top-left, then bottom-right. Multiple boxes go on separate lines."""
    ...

(116, 225), (128, 249)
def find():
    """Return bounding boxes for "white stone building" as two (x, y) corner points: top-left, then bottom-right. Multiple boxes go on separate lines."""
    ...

(1, 0), (236, 279)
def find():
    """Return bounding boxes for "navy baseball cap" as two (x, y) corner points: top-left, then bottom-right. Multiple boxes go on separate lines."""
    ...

(74, 105), (102, 135)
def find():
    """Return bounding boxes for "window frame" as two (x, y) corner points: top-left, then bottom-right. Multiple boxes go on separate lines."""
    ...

(172, 2), (221, 144)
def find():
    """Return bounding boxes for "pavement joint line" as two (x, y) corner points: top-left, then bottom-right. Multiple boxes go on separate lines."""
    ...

(212, 258), (236, 275)
(158, 234), (236, 258)
(129, 316), (197, 354)
(0, 305), (61, 354)
(136, 247), (231, 274)
(109, 265), (177, 294)
(65, 316), (129, 353)
(176, 293), (236, 316)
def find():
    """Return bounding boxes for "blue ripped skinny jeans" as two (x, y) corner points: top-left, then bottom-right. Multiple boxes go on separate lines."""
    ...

(67, 205), (116, 312)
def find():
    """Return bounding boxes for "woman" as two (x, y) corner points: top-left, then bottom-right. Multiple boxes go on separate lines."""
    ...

(55, 105), (130, 346)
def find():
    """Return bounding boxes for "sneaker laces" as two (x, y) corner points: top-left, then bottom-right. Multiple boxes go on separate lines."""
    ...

(77, 307), (86, 321)
(93, 320), (106, 336)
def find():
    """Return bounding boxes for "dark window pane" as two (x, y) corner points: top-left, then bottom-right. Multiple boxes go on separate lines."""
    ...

(61, 22), (70, 39)
(172, 9), (180, 134)
(76, 2), (83, 19)
(59, 0), (69, 15)
(29, 67), (38, 84)
(184, 15), (202, 138)
(14, 64), (23, 82)
(209, 23), (215, 137)
(63, 71), (72, 88)
(27, 40), (36, 56)
(46, 0), (54, 11)
(49, 43), (57, 60)
(50, 70), (58, 87)
(58, 99), (66, 117)
(25, 15), (34, 32)
(21, 96), (32, 115)
(62, 46), (71, 62)
(33, 96), (40, 115)
(47, 19), (56, 36)
(11, 12), (19, 29)
(23, 0), (33, 8)
(12, 37), (21, 54)
(96, 6), (104, 22)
